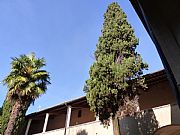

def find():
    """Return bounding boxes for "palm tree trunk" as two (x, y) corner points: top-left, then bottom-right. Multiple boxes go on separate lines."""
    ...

(112, 116), (121, 135)
(14, 100), (32, 135)
(4, 100), (22, 135)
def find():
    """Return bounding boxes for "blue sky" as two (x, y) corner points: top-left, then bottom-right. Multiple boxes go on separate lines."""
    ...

(0, 0), (163, 114)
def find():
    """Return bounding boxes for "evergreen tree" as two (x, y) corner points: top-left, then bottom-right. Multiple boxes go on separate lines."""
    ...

(1, 99), (12, 135)
(84, 2), (148, 126)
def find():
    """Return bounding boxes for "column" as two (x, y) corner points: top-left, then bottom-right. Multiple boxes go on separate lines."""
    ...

(43, 113), (49, 133)
(64, 106), (72, 135)
(65, 106), (72, 128)
(96, 116), (99, 121)
(25, 119), (32, 135)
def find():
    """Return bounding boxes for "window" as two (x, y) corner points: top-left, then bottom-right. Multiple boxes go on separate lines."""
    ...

(78, 110), (82, 118)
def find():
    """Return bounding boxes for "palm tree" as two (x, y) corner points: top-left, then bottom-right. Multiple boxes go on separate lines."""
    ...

(3, 53), (50, 135)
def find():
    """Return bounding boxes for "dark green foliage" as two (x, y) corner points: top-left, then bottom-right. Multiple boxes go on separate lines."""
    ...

(85, 2), (148, 125)
(1, 99), (12, 135)
(1, 98), (30, 135)
(0, 107), (2, 135)
(0, 108), (2, 116)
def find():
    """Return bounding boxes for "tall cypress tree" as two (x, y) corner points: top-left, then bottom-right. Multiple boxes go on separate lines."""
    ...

(85, 2), (148, 126)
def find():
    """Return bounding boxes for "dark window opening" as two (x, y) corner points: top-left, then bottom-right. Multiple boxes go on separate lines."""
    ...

(78, 110), (82, 118)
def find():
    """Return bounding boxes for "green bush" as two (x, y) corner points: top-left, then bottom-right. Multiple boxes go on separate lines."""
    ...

(1, 99), (12, 135)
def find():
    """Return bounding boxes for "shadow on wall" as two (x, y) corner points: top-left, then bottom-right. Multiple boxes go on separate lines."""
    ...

(120, 109), (159, 135)
(76, 129), (88, 135)
(171, 104), (180, 125)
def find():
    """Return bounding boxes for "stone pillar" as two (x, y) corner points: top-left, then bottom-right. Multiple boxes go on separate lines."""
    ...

(43, 113), (49, 133)
(25, 119), (32, 135)
(64, 106), (72, 135)
(65, 106), (72, 128)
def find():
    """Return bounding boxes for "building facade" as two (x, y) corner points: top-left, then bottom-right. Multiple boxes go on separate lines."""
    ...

(130, 0), (180, 107)
(24, 70), (180, 135)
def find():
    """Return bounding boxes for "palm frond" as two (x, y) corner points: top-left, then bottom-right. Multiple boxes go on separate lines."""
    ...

(4, 53), (50, 100)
